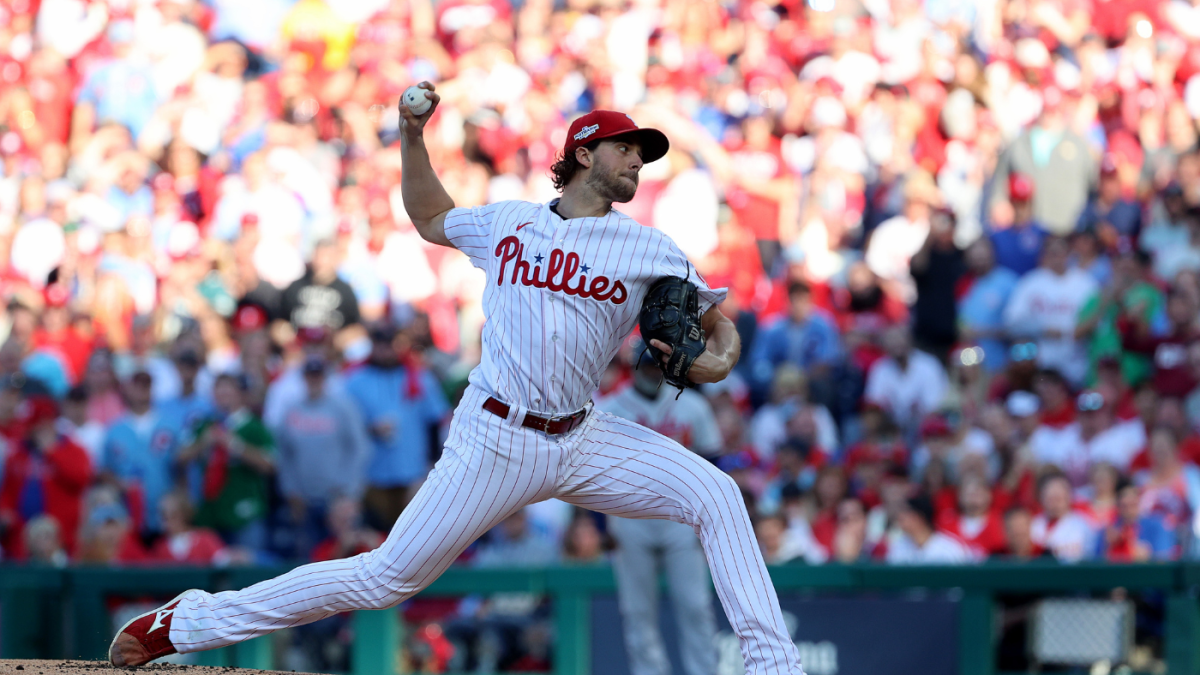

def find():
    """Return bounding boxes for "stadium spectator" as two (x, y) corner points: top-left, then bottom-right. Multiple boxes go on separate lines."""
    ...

(1083, 463), (1123, 526)
(830, 497), (872, 563)
(0, 395), (92, 557)
(160, 348), (214, 435)
(1003, 237), (1098, 386)
(746, 280), (841, 402)
(1031, 473), (1095, 562)
(23, 514), (68, 567)
(1134, 426), (1200, 532)
(886, 494), (973, 564)
(1076, 250), (1164, 386)
(58, 385), (105, 465)
(148, 492), (227, 565)
(1096, 479), (1176, 561)
(990, 89), (1096, 236)
(262, 327), (348, 431)
(1122, 286), (1200, 397)
(749, 365), (839, 463)
(939, 474), (1008, 557)
(865, 170), (941, 305)
(863, 325), (949, 434)
(561, 510), (608, 565)
(958, 238), (1019, 374)
(910, 208), (966, 361)
(989, 173), (1050, 276)
(345, 323), (448, 529)
(99, 369), (180, 535)
(1002, 507), (1041, 560)
(279, 239), (362, 335)
(1034, 390), (1147, 484)
(311, 496), (383, 563)
(76, 496), (146, 565)
(275, 355), (370, 559)
(177, 373), (274, 549)
(1078, 156), (1144, 247)
(755, 514), (807, 565)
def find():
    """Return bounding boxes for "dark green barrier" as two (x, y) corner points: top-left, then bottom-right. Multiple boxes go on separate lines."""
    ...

(1, 562), (1196, 675)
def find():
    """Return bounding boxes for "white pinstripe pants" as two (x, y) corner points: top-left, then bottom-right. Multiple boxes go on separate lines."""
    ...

(170, 385), (805, 675)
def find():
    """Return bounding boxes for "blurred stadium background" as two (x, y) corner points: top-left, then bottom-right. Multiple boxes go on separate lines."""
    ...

(2, 0), (1200, 672)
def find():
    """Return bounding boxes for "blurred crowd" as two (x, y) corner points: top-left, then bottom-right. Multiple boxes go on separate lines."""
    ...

(0, 0), (1198, 604)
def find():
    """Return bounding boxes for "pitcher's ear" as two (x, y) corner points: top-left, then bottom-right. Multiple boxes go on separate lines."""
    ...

(575, 145), (593, 168)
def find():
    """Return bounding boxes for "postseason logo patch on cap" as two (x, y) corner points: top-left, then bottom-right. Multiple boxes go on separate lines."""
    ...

(573, 124), (600, 141)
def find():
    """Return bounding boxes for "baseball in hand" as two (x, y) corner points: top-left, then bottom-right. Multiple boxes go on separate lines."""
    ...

(402, 85), (433, 116)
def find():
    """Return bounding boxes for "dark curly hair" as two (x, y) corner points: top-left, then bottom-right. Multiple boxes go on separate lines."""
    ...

(549, 139), (601, 191)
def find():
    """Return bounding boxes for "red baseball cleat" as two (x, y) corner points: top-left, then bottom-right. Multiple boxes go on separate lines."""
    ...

(108, 590), (194, 667)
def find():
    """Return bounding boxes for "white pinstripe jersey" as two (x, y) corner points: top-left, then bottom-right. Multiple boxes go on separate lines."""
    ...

(444, 199), (727, 415)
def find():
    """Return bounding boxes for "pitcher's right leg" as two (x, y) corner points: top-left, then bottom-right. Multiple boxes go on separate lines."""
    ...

(163, 389), (558, 655)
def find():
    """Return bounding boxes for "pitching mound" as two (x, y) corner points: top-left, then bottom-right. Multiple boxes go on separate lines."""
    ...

(0, 662), (316, 675)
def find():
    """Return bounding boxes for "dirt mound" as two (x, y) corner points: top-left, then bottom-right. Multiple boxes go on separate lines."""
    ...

(0, 662), (315, 675)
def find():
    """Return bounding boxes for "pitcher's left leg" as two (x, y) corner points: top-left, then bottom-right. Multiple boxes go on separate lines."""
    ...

(554, 412), (804, 675)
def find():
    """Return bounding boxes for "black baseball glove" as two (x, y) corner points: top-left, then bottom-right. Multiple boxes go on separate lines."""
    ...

(639, 276), (707, 394)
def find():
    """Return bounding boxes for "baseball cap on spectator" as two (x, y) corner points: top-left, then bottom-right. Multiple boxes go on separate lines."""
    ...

(563, 111), (669, 164)
(369, 323), (398, 344)
(1107, 132), (1144, 170)
(302, 355), (327, 376)
(43, 282), (69, 309)
(1077, 390), (1106, 412)
(18, 395), (58, 427)
(231, 302), (269, 332)
(1006, 391), (1041, 418)
(175, 350), (202, 369)
(920, 413), (953, 438)
(1008, 173), (1035, 203)
(297, 325), (331, 345)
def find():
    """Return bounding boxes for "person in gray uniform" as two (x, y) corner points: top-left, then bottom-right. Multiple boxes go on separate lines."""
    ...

(595, 350), (722, 675)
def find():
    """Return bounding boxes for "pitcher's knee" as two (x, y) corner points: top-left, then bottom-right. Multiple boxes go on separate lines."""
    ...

(360, 546), (423, 608)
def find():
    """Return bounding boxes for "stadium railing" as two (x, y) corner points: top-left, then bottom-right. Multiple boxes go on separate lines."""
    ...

(1, 562), (1197, 675)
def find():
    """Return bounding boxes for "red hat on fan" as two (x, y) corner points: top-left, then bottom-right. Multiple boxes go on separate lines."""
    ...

(563, 110), (670, 163)
(19, 395), (59, 427)
(43, 282), (69, 309)
(231, 303), (268, 332)
(1009, 173), (1035, 202)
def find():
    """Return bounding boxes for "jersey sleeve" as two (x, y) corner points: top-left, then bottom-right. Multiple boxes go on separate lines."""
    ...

(443, 204), (499, 270)
(658, 236), (728, 313)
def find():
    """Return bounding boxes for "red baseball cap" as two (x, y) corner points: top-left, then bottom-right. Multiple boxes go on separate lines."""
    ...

(43, 282), (69, 309)
(19, 395), (59, 427)
(564, 110), (669, 164)
(1009, 172), (1035, 202)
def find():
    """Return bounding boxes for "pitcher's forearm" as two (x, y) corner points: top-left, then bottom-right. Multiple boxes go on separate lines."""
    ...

(400, 135), (455, 228)
(702, 308), (741, 375)
(709, 318), (741, 373)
